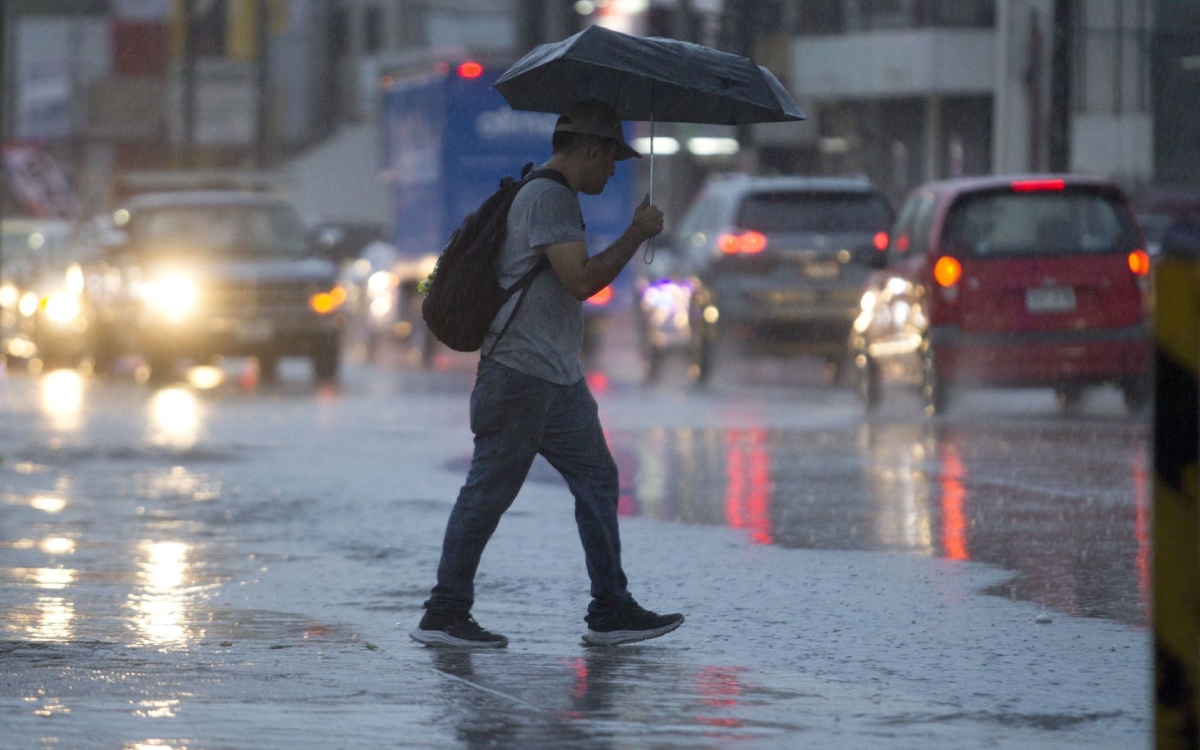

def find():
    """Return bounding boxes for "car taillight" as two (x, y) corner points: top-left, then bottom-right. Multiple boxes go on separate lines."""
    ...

(1128, 248), (1150, 276)
(457, 61), (483, 79)
(588, 285), (613, 305)
(1011, 178), (1066, 192)
(717, 231), (768, 255)
(873, 232), (889, 251)
(933, 256), (962, 287)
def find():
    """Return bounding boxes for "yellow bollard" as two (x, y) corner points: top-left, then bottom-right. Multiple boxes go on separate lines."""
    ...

(1155, 222), (1200, 750)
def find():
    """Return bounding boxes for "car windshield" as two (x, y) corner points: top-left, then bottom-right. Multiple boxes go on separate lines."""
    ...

(129, 205), (309, 258)
(943, 190), (1137, 256)
(736, 192), (893, 234)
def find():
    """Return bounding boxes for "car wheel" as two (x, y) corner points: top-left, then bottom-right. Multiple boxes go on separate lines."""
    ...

(921, 346), (948, 416)
(257, 353), (280, 383)
(642, 345), (665, 383)
(690, 324), (715, 385)
(145, 351), (176, 384)
(855, 352), (881, 412)
(1121, 378), (1149, 414)
(1055, 385), (1083, 415)
(92, 330), (120, 376)
(825, 352), (846, 386)
(312, 335), (341, 382)
(420, 324), (438, 368)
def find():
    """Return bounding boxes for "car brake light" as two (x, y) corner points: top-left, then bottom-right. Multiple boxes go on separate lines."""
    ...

(933, 256), (962, 287)
(1011, 178), (1066, 192)
(1128, 249), (1150, 276)
(717, 231), (768, 255)
(740, 231), (767, 254)
(588, 285), (613, 305)
(873, 231), (889, 251)
(457, 61), (483, 79)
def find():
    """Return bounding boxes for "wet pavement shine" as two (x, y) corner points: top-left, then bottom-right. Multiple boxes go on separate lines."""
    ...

(0, 346), (1150, 749)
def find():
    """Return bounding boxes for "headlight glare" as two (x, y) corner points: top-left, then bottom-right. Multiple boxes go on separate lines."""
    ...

(142, 274), (198, 322)
(43, 294), (80, 324)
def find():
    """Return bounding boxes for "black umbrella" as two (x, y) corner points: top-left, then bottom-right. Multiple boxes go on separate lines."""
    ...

(494, 25), (805, 125)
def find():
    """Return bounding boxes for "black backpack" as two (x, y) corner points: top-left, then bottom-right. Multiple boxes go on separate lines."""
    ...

(421, 163), (571, 354)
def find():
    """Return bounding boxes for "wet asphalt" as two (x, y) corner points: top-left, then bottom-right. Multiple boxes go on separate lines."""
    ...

(0, 319), (1150, 748)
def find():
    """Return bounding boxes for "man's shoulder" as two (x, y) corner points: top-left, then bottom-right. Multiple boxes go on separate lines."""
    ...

(521, 176), (576, 200)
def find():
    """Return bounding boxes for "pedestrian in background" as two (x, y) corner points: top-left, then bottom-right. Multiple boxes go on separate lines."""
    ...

(411, 100), (684, 648)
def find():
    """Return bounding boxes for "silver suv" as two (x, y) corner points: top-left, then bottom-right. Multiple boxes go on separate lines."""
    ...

(636, 175), (893, 382)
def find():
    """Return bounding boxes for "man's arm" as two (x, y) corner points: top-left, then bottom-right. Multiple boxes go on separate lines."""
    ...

(544, 196), (664, 301)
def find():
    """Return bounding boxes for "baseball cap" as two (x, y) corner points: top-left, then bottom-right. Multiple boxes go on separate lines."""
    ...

(555, 100), (641, 161)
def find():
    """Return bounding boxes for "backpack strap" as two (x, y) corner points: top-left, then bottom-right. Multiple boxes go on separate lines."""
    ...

(482, 255), (550, 360)
(482, 166), (579, 360)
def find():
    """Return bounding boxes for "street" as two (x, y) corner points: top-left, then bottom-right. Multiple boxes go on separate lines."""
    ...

(0, 317), (1149, 749)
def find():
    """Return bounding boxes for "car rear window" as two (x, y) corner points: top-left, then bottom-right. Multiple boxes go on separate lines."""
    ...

(736, 192), (893, 234)
(131, 205), (309, 257)
(943, 190), (1137, 256)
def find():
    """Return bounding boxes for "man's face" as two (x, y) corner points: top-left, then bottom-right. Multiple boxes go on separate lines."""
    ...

(579, 142), (617, 195)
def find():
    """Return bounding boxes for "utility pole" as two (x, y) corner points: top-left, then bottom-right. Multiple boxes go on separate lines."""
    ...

(1047, 0), (1073, 172)
(182, 0), (196, 168)
(256, 0), (269, 168)
(0, 0), (6, 297)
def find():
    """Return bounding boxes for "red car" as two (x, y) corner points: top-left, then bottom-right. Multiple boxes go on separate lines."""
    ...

(849, 175), (1151, 415)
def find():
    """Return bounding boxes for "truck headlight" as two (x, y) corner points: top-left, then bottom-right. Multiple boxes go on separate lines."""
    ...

(42, 293), (80, 324)
(141, 274), (198, 322)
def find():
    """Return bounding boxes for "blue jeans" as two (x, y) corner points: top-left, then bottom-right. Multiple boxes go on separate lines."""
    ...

(425, 359), (635, 619)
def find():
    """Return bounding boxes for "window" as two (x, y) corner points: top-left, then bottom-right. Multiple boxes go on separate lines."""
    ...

(735, 192), (893, 234)
(942, 190), (1137, 256)
(888, 190), (935, 263)
(131, 205), (310, 258)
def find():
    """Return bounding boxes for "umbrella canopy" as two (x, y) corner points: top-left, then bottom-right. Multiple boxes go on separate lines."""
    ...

(494, 25), (805, 125)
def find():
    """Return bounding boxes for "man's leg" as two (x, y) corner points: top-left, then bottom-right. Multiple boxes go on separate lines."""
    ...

(425, 361), (555, 614)
(538, 379), (684, 645)
(536, 379), (633, 614)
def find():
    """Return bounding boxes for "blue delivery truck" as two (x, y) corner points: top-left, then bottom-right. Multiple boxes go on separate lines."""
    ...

(379, 59), (637, 364)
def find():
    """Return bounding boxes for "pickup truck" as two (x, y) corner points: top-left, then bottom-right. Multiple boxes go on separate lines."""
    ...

(96, 191), (346, 383)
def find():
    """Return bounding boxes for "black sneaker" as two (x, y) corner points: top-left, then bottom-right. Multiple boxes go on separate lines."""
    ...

(409, 610), (508, 648)
(583, 604), (684, 646)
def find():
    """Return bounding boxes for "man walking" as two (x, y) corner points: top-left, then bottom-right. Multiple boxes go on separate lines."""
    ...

(411, 100), (683, 648)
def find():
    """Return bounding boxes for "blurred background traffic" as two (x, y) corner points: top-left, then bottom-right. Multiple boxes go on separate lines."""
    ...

(0, 0), (1197, 407)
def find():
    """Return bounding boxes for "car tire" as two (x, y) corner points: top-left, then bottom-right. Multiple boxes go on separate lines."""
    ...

(1121, 378), (1149, 414)
(856, 352), (881, 412)
(145, 351), (176, 384)
(690, 326), (715, 385)
(1055, 385), (1083, 415)
(92, 330), (120, 376)
(921, 345), (948, 416)
(420, 324), (438, 368)
(312, 335), (341, 382)
(825, 352), (846, 386)
(258, 353), (280, 383)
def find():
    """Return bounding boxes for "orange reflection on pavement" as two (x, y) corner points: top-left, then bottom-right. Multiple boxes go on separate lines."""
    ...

(939, 443), (969, 561)
(1134, 449), (1150, 622)
(724, 429), (773, 545)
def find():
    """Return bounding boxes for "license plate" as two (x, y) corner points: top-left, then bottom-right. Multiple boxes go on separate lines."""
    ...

(235, 320), (273, 342)
(804, 261), (840, 280)
(1026, 286), (1076, 313)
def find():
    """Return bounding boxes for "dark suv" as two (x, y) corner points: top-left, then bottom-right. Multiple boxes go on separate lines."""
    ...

(96, 192), (346, 382)
(636, 175), (893, 382)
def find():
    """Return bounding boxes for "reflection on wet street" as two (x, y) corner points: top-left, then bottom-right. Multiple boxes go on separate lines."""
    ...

(0, 360), (1149, 748)
(594, 419), (1149, 626)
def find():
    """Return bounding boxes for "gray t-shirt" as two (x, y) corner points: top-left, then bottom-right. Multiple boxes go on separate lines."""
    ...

(482, 177), (588, 385)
